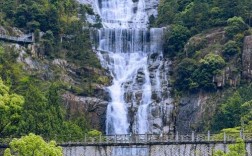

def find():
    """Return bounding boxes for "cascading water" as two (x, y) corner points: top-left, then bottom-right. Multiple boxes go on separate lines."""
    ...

(92, 0), (172, 135)
(95, 0), (148, 28)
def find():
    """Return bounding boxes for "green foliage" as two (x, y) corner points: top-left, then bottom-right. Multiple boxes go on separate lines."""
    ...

(222, 41), (241, 59)
(157, 0), (252, 30)
(175, 58), (197, 91)
(1, 0), (79, 34)
(155, 0), (252, 64)
(17, 81), (88, 140)
(87, 129), (102, 137)
(63, 21), (100, 67)
(4, 133), (63, 156)
(241, 100), (252, 124)
(213, 138), (245, 156)
(156, 0), (179, 26)
(212, 127), (240, 140)
(212, 92), (242, 131)
(0, 0), (104, 142)
(194, 54), (225, 90)
(225, 16), (248, 39)
(0, 46), (26, 87)
(212, 84), (252, 132)
(164, 24), (190, 58)
(0, 78), (24, 136)
(199, 54), (226, 73)
(175, 54), (226, 92)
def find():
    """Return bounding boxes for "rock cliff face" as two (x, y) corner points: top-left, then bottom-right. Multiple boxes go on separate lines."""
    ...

(63, 92), (108, 131)
(176, 92), (223, 133)
(242, 35), (252, 79)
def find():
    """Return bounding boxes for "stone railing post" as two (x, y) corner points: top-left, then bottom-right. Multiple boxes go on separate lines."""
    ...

(208, 131), (210, 141)
(99, 134), (102, 143)
(160, 133), (163, 142)
(114, 135), (117, 143)
(192, 131), (195, 142)
(224, 132), (226, 143)
(176, 131), (179, 142)
(129, 133), (132, 143)
(145, 133), (148, 143)
(240, 130), (244, 139)
(69, 134), (71, 144)
(84, 134), (86, 143)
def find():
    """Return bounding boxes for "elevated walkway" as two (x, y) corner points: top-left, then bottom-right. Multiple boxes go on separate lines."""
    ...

(0, 33), (34, 44)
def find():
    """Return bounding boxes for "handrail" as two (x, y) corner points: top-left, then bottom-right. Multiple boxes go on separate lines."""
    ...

(1, 132), (252, 147)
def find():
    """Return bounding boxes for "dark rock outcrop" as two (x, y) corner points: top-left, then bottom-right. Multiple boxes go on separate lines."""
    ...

(63, 92), (109, 131)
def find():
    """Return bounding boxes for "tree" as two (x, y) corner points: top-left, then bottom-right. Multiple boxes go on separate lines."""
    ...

(212, 92), (243, 131)
(192, 54), (225, 91)
(4, 133), (62, 156)
(225, 16), (248, 39)
(241, 100), (252, 124)
(222, 41), (240, 60)
(0, 78), (24, 136)
(175, 58), (198, 91)
(164, 24), (190, 58)
(156, 0), (179, 26)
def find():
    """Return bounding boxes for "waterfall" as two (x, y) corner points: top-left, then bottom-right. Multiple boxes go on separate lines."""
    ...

(95, 0), (148, 28)
(92, 0), (171, 135)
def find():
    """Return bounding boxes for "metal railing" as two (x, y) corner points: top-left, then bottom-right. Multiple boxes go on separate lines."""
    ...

(1, 131), (252, 147)
(58, 131), (252, 145)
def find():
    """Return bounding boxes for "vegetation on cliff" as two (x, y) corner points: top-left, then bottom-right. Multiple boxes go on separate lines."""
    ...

(157, 0), (251, 92)
(0, 0), (105, 142)
(156, 0), (252, 132)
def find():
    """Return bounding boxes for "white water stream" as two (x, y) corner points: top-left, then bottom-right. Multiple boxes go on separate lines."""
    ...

(94, 0), (165, 134)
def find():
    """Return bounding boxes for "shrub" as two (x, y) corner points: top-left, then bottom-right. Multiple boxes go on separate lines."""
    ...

(87, 129), (102, 137)
(4, 133), (63, 156)
(225, 16), (248, 39)
(222, 41), (240, 59)
(164, 24), (190, 58)
(175, 58), (197, 90)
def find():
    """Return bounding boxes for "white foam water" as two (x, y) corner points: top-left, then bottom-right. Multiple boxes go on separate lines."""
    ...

(94, 0), (165, 134)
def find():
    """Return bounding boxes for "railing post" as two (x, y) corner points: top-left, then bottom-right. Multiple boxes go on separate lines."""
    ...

(54, 134), (57, 142)
(240, 130), (244, 139)
(114, 135), (117, 143)
(145, 133), (148, 143)
(160, 133), (163, 142)
(69, 134), (71, 143)
(224, 132), (226, 143)
(192, 131), (195, 142)
(129, 133), (132, 143)
(84, 134), (86, 143)
(176, 131), (179, 142)
(135, 134), (138, 143)
(99, 134), (102, 143)
(208, 131), (210, 141)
